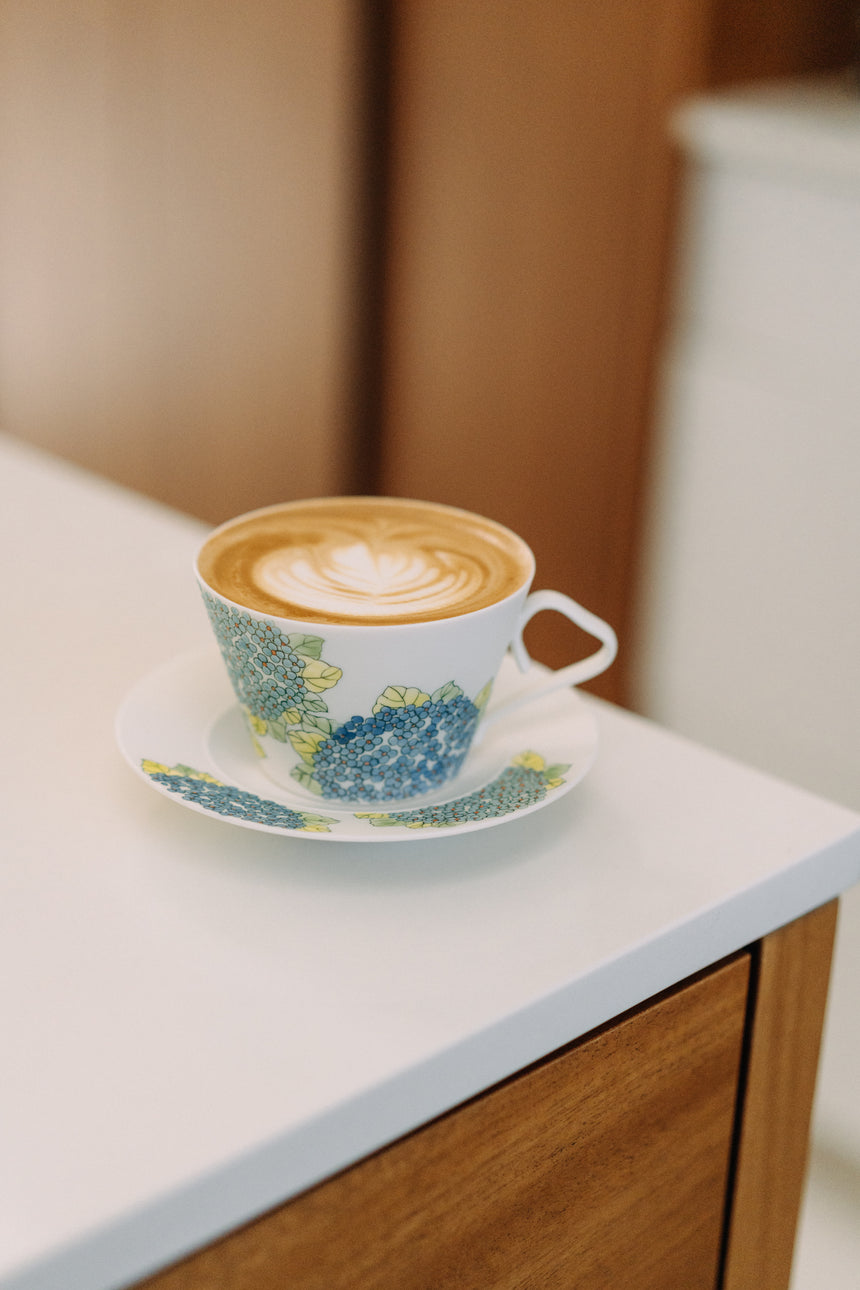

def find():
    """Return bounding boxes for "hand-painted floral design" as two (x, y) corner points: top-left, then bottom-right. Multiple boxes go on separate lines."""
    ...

(356, 751), (570, 828)
(141, 760), (336, 832)
(201, 590), (342, 751)
(203, 588), (499, 802)
(291, 679), (493, 801)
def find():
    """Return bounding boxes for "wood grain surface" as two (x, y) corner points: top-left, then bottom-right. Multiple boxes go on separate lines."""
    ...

(378, 1), (713, 703)
(376, 1), (855, 704)
(722, 900), (838, 1290)
(138, 955), (750, 1290)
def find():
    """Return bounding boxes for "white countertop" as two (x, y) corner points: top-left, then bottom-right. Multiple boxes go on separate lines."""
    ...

(3, 433), (859, 1290)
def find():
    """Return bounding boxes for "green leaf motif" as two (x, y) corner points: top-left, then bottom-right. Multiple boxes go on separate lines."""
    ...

(302, 695), (329, 713)
(302, 713), (335, 736)
(372, 685), (431, 713)
(291, 764), (323, 795)
(474, 680), (493, 713)
(301, 660), (343, 693)
(544, 763), (571, 782)
(266, 717), (290, 744)
(141, 760), (224, 785)
(242, 706), (268, 736)
(288, 727), (328, 762)
(286, 634), (324, 660)
(430, 681), (463, 705)
(174, 763), (214, 781)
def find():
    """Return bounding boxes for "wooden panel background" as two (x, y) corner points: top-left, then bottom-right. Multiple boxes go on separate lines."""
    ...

(137, 954), (750, 1290)
(379, 1), (711, 701)
(378, 0), (856, 701)
(0, 0), (362, 522)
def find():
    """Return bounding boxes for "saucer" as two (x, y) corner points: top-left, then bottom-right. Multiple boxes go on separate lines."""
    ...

(116, 647), (599, 843)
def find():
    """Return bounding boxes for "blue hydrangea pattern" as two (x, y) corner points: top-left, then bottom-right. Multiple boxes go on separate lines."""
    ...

(201, 590), (341, 727)
(357, 752), (570, 828)
(306, 692), (481, 801)
(203, 592), (303, 720)
(202, 590), (497, 802)
(141, 761), (336, 831)
(140, 752), (569, 834)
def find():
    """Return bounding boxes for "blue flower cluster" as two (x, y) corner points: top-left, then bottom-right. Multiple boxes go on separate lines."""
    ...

(202, 591), (304, 722)
(380, 762), (550, 827)
(311, 694), (480, 801)
(148, 769), (313, 829)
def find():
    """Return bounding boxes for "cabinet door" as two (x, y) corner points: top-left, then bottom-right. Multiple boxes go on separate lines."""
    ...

(138, 954), (750, 1290)
(723, 901), (837, 1290)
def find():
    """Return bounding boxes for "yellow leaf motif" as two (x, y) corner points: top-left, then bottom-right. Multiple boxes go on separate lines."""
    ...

(373, 686), (431, 712)
(474, 679), (493, 712)
(512, 751), (545, 773)
(301, 660), (343, 693)
(244, 709), (267, 736)
(281, 707), (302, 724)
(288, 728), (328, 763)
(142, 759), (172, 776)
(142, 760), (223, 785)
(181, 766), (223, 784)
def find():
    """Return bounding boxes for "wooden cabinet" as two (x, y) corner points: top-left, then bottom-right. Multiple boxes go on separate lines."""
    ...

(135, 902), (836, 1290)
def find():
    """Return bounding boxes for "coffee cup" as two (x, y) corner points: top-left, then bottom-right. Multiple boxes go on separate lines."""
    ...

(195, 497), (617, 806)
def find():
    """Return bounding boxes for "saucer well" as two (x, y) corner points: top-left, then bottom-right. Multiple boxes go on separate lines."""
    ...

(116, 648), (598, 843)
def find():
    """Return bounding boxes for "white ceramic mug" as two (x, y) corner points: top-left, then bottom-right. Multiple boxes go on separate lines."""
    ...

(196, 498), (617, 806)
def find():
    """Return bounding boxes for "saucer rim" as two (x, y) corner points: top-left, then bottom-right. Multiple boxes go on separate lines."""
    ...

(116, 647), (598, 844)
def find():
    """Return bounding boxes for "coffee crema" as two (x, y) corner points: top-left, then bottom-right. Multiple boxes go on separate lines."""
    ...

(197, 497), (534, 625)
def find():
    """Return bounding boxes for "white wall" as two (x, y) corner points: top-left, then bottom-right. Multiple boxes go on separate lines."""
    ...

(634, 74), (860, 1198)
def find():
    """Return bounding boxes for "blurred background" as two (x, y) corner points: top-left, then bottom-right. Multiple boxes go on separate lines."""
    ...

(1, 3), (857, 1285)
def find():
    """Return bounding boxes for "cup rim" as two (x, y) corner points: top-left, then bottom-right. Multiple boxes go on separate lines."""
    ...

(194, 495), (536, 632)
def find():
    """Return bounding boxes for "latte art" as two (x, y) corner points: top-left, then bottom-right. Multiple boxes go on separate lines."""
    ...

(197, 497), (533, 625)
(254, 538), (490, 621)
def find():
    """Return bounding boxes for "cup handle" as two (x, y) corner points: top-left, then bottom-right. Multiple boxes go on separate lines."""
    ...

(479, 590), (618, 737)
